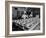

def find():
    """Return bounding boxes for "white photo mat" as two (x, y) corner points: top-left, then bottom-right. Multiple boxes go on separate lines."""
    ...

(9, 3), (43, 35)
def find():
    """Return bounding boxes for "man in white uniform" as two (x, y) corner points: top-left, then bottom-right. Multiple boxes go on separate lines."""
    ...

(22, 11), (28, 19)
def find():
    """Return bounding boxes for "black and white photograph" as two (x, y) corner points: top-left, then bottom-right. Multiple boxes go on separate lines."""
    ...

(12, 7), (40, 31)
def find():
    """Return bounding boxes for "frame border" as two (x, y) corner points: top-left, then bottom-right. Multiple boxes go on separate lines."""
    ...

(5, 1), (45, 37)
